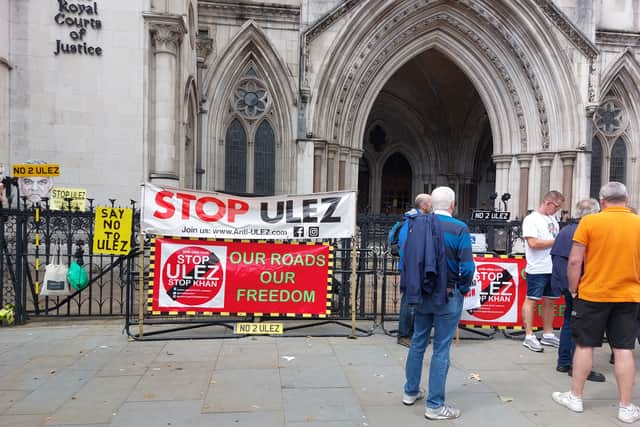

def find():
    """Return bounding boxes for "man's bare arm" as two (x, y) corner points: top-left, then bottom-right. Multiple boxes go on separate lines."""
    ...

(524, 236), (555, 249)
(567, 242), (586, 296)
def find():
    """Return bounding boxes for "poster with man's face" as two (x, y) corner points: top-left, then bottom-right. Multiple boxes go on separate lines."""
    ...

(19, 177), (54, 205)
(17, 161), (54, 206)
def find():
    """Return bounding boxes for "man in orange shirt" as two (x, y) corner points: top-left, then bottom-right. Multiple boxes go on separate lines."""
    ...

(552, 182), (640, 424)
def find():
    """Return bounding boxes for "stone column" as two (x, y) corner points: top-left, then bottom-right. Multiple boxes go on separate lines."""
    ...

(148, 19), (185, 185)
(295, 139), (315, 194)
(492, 155), (512, 211)
(326, 143), (338, 191)
(338, 147), (349, 190)
(559, 151), (577, 217)
(0, 0), (10, 165)
(195, 32), (213, 190)
(350, 148), (363, 192)
(461, 176), (473, 217)
(516, 154), (533, 218)
(313, 140), (326, 192)
(631, 157), (638, 208)
(537, 152), (555, 202)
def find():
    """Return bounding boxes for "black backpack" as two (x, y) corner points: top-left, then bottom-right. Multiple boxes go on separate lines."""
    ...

(388, 219), (405, 256)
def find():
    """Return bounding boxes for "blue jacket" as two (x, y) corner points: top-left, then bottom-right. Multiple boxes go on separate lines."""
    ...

(400, 213), (448, 305)
(550, 221), (578, 293)
(437, 213), (475, 293)
(396, 208), (418, 270)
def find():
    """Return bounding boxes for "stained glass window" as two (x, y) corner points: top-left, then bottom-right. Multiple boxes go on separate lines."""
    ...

(609, 138), (627, 184)
(234, 79), (268, 119)
(593, 99), (627, 136)
(254, 120), (275, 195)
(589, 137), (602, 199)
(225, 119), (247, 193)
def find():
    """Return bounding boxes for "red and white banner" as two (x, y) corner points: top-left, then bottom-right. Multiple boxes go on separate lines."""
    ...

(460, 257), (564, 328)
(141, 183), (356, 240)
(151, 237), (331, 315)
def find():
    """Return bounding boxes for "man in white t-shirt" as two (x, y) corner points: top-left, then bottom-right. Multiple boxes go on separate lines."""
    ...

(521, 190), (565, 352)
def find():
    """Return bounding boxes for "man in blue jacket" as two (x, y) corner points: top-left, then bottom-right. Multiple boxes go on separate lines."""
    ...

(402, 186), (475, 421)
(551, 198), (605, 382)
(395, 193), (432, 347)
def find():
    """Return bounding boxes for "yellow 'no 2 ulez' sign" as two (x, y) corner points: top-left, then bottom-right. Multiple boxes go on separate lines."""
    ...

(12, 163), (60, 177)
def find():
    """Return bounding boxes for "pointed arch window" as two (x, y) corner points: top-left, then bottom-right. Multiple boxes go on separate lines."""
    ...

(592, 94), (632, 197)
(589, 137), (602, 198)
(223, 65), (279, 194)
(254, 120), (275, 195)
(224, 119), (247, 193)
(609, 138), (627, 184)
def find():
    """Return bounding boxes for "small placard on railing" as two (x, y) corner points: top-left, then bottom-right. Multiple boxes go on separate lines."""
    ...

(471, 210), (511, 221)
(234, 322), (283, 335)
(92, 207), (133, 255)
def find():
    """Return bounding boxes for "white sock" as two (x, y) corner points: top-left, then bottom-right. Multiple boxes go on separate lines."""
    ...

(526, 334), (536, 339)
(543, 333), (555, 338)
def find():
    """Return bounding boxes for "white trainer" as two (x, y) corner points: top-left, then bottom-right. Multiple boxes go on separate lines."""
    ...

(618, 403), (640, 423)
(523, 335), (544, 352)
(425, 404), (461, 420)
(402, 389), (425, 405)
(541, 334), (560, 348)
(552, 391), (583, 413)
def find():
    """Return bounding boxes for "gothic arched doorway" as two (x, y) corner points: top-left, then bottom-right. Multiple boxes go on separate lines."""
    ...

(362, 49), (493, 216)
(381, 152), (412, 214)
(357, 157), (370, 212)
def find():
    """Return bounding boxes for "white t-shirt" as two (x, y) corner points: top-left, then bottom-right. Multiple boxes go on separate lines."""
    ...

(522, 210), (559, 274)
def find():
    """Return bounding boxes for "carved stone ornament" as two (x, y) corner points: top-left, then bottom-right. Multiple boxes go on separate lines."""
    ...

(196, 35), (214, 62)
(338, 10), (537, 150)
(150, 23), (184, 55)
(233, 78), (270, 120)
(304, 0), (604, 151)
(593, 98), (628, 137)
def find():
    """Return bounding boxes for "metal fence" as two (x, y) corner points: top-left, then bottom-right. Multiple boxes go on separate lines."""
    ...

(124, 237), (384, 339)
(0, 200), (139, 324)
(1, 203), (531, 338)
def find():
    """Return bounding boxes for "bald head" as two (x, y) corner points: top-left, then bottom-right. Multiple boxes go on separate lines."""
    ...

(415, 193), (432, 213)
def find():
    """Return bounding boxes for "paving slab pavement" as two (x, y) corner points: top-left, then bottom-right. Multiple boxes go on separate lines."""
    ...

(0, 320), (638, 427)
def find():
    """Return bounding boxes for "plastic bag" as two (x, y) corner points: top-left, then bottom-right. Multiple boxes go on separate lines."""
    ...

(67, 261), (89, 291)
(40, 263), (70, 296)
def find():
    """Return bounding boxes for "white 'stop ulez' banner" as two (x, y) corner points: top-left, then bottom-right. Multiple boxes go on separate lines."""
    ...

(141, 183), (357, 240)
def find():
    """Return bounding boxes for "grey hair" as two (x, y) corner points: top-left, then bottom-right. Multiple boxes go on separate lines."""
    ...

(431, 186), (455, 211)
(599, 181), (628, 203)
(575, 198), (600, 218)
(414, 193), (431, 209)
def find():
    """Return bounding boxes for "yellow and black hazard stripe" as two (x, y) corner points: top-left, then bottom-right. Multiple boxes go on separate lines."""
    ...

(476, 254), (524, 260)
(146, 235), (334, 318)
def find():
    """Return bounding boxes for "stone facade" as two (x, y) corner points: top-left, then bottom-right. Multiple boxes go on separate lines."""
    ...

(2, 0), (640, 216)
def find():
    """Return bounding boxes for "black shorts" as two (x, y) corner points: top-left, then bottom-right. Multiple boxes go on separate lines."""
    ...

(571, 298), (640, 349)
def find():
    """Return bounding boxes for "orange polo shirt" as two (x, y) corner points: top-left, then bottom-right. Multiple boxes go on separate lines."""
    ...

(572, 206), (640, 302)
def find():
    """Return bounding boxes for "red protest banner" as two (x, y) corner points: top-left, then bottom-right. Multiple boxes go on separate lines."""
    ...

(461, 257), (564, 329)
(151, 238), (331, 315)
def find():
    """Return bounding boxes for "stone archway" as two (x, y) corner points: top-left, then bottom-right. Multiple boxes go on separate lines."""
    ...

(360, 49), (494, 215)
(308, 0), (585, 217)
(380, 152), (413, 215)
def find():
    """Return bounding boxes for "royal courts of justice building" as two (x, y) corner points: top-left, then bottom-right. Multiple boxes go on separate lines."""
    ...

(1, 0), (640, 216)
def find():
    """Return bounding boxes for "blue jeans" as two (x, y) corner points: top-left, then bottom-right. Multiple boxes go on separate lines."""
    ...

(398, 292), (415, 338)
(404, 289), (463, 409)
(557, 289), (574, 367)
